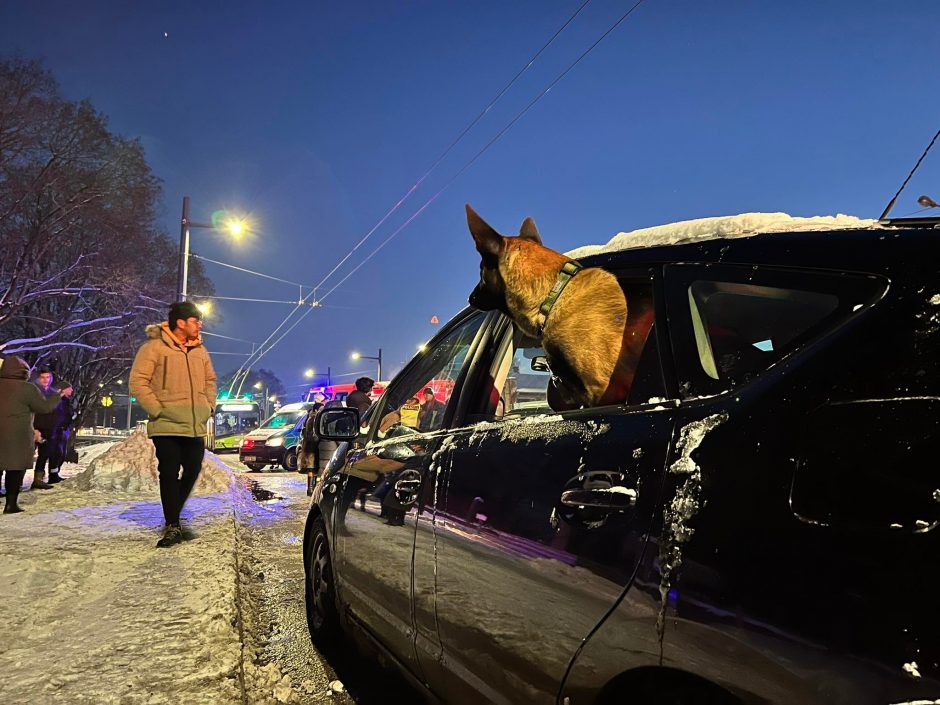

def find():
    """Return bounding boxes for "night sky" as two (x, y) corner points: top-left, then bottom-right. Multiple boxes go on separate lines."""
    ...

(3, 0), (938, 398)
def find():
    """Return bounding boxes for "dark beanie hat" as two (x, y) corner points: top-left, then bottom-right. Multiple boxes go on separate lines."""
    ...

(168, 301), (202, 325)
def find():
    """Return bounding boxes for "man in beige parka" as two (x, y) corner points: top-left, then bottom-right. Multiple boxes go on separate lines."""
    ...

(129, 301), (217, 547)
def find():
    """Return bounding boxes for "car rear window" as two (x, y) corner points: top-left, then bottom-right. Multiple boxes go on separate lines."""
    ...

(689, 281), (839, 382)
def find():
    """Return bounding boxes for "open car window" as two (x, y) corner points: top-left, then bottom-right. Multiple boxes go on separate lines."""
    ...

(476, 275), (665, 418)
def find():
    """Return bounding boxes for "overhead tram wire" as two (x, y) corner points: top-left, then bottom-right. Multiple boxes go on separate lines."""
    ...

(226, 0), (648, 378)
(223, 3), (596, 384)
(318, 0), (650, 304)
(310, 0), (595, 296)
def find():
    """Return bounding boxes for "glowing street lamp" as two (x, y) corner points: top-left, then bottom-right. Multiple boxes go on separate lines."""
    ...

(304, 368), (315, 379)
(177, 196), (250, 302)
(350, 348), (382, 381)
(195, 301), (212, 316)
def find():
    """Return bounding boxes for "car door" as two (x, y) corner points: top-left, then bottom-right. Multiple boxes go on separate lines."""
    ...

(415, 271), (679, 704)
(330, 310), (491, 682)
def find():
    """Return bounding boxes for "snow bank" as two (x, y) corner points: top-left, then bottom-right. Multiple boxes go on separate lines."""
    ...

(72, 427), (233, 494)
(566, 212), (877, 259)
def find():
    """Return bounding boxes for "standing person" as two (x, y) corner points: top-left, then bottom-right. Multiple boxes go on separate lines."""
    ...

(129, 301), (217, 548)
(417, 387), (445, 432)
(298, 402), (324, 497)
(33, 367), (73, 486)
(345, 376), (375, 417)
(0, 357), (73, 514)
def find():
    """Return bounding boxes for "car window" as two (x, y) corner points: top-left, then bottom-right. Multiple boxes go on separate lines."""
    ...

(261, 410), (306, 429)
(373, 311), (487, 440)
(688, 280), (838, 384)
(479, 277), (663, 417)
(666, 264), (888, 397)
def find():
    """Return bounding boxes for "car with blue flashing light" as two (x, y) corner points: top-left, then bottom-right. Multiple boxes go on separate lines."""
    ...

(238, 402), (314, 472)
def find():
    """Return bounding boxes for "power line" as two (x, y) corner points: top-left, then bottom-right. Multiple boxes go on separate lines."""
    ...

(191, 253), (317, 292)
(202, 331), (259, 345)
(225, 0), (636, 377)
(201, 295), (315, 306)
(311, 0), (595, 295)
(320, 0), (650, 302)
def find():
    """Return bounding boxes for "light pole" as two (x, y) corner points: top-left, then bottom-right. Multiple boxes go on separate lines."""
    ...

(351, 348), (382, 381)
(177, 196), (247, 302)
(254, 381), (269, 418)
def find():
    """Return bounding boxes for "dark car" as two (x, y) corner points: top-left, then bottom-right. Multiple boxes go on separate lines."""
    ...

(303, 214), (939, 705)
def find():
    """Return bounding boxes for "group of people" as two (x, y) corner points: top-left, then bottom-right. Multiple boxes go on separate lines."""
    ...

(0, 359), (74, 514)
(379, 386), (445, 435)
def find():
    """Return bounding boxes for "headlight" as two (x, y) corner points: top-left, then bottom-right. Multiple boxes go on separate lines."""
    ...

(266, 437), (285, 447)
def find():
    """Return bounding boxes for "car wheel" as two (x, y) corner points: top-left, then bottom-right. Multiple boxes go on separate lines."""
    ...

(282, 447), (298, 472)
(305, 516), (339, 645)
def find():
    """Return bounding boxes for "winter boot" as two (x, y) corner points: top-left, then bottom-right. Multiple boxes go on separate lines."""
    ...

(31, 471), (54, 490)
(48, 471), (63, 484)
(3, 471), (25, 514)
(156, 524), (183, 548)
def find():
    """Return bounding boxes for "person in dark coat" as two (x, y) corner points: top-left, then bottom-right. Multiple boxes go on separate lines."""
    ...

(32, 367), (73, 486)
(0, 357), (73, 513)
(417, 387), (445, 432)
(345, 377), (375, 418)
(298, 402), (324, 496)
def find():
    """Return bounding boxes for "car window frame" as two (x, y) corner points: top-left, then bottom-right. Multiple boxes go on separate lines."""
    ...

(664, 262), (889, 398)
(452, 265), (678, 425)
(361, 308), (498, 446)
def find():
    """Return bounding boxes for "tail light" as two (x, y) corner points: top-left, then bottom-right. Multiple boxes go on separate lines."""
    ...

(241, 438), (254, 450)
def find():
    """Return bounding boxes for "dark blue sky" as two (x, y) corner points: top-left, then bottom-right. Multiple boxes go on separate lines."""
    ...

(4, 1), (938, 397)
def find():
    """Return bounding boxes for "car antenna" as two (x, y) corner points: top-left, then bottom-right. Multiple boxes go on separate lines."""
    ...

(879, 126), (940, 220)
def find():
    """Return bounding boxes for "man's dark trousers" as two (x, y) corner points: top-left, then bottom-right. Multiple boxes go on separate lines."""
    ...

(152, 436), (204, 526)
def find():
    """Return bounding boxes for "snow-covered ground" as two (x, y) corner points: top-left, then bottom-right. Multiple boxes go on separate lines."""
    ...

(0, 436), (349, 705)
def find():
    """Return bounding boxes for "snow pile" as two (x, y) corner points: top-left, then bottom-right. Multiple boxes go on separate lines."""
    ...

(72, 427), (233, 494)
(566, 212), (877, 259)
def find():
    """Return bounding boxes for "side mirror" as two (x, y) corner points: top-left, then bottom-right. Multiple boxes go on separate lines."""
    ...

(531, 355), (551, 373)
(791, 399), (940, 534)
(316, 407), (360, 441)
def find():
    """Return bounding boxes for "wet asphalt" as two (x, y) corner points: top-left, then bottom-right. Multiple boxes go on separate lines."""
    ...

(219, 454), (423, 704)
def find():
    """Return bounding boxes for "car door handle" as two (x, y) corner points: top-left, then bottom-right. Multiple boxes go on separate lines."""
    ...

(560, 486), (637, 510)
(391, 469), (423, 506)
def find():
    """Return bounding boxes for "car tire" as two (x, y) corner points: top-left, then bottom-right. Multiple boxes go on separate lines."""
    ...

(282, 447), (298, 472)
(304, 516), (340, 646)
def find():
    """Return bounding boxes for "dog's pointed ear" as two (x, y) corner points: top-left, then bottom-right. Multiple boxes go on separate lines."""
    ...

(466, 204), (502, 258)
(519, 217), (542, 245)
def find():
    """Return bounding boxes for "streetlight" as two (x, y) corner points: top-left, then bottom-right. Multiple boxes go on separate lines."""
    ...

(254, 381), (269, 418)
(304, 368), (315, 379)
(177, 196), (249, 302)
(351, 348), (382, 381)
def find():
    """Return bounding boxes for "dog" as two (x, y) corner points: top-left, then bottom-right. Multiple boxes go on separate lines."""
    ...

(466, 204), (652, 410)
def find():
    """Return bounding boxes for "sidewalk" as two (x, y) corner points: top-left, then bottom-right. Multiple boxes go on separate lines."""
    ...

(0, 444), (344, 705)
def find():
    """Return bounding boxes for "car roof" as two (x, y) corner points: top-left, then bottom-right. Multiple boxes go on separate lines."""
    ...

(565, 212), (879, 259)
(274, 402), (314, 412)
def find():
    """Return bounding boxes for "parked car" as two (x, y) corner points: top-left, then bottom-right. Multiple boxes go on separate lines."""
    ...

(239, 401), (314, 471)
(303, 213), (939, 705)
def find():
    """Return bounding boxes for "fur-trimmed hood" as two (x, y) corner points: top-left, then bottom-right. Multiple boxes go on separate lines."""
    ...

(145, 322), (204, 351)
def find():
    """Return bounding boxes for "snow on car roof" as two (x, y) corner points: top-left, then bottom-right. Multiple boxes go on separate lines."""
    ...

(565, 212), (879, 259)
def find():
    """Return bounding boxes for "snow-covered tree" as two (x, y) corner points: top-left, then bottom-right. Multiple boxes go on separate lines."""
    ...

(0, 58), (213, 429)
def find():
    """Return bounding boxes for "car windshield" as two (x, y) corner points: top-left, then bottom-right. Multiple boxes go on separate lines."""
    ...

(259, 410), (306, 429)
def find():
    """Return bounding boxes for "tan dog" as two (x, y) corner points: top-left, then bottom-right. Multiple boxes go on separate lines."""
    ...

(466, 204), (650, 410)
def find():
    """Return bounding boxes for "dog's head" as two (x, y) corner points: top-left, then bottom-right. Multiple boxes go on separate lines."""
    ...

(466, 204), (542, 313)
